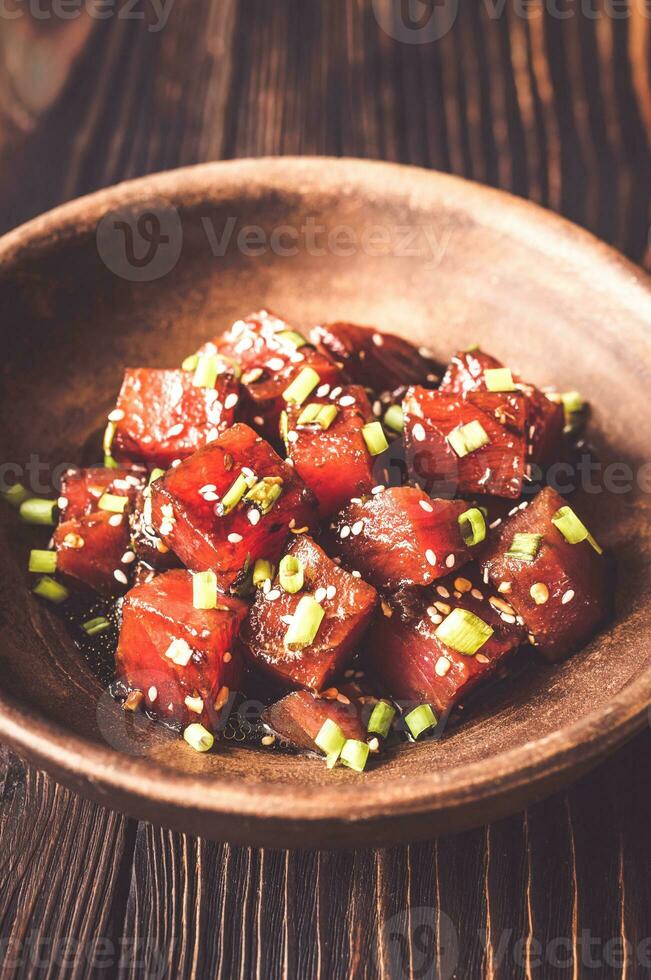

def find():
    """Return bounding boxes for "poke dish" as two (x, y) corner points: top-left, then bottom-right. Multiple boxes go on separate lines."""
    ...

(5, 311), (614, 772)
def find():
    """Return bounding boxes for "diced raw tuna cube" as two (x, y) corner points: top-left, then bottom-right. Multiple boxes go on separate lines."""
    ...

(311, 321), (441, 392)
(54, 510), (132, 594)
(58, 466), (144, 520)
(331, 487), (475, 590)
(403, 386), (527, 499)
(198, 311), (342, 442)
(115, 569), (247, 732)
(262, 690), (368, 753)
(479, 486), (612, 661)
(111, 368), (240, 468)
(283, 384), (376, 517)
(242, 534), (377, 690)
(441, 348), (564, 469)
(365, 567), (524, 715)
(151, 423), (317, 587)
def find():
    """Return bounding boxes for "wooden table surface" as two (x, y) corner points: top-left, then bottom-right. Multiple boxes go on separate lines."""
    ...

(1, 3), (650, 977)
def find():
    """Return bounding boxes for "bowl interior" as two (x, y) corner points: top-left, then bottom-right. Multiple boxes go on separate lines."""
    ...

(0, 160), (649, 836)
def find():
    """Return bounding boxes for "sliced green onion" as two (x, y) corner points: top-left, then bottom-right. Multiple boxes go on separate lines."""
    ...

(484, 367), (516, 392)
(279, 554), (304, 594)
(296, 402), (321, 426)
(277, 329), (308, 349)
(384, 404), (404, 433)
(33, 576), (69, 604)
(315, 404), (338, 429)
(104, 454), (119, 469)
(435, 607), (494, 655)
(446, 420), (490, 458)
(149, 468), (165, 485)
(340, 739), (370, 772)
(103, 420), (117, 455)
(244, 477), (283, 515)
(561, 390), (584, 416)
(29, 549), (58, 574)
(506, 532), (543, 563)
(183, 723), (214, 752)
(284, 594), (325, 650)
(279, 410), (289, 445)
(98, 493), (128, 514)
(315, 718), (346, 757)
(1, 483), (29, 508)
(221, 473), (249, 515)
(367, 700), (396, 738)
(19, 498), (57, 526)
(296, 402), (339, 430)
(282, 367), (320, 406)
(551, 506), (602, 554)
(82, 616), (111, 636)
(253, 559), (275, 587)
(458, 507), (486, 547)
(192, 569), (217, 609)
(362, 421), (389, 456)
(182, 353), (199, 372)
(465, 343), (480, 353)
(405, 704), (438, 740)
(192, 354), (219, 388)
(326, 751), (340, 769)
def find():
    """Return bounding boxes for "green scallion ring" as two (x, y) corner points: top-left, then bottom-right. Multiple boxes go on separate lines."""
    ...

(98, 493), (129, 514)
(183, 723), (214, 752)
(315, 718), (346, 757)
(252, 559), (274, 587)
(435, 607), (494, 655)
(484, 367), (516, 392)
(29, 549), (58, 574)
(284, 595), (325, 650)
(1, 483), (29, 509)
(104, 454), (119, 470)
(282, 367), (320, 406)
(279, 554), (304, 594)
(362, 421), (389, 456)
(19, 498), (57, 526)
(82, 616), (111, 636)
(446, 419), (490, 458)
(506, 532), (543, 563)
(192, 569), (217, 610)
(458, 507), (486, 547)
(383, 404), (404, 433)
(277, 329), (308, 349)
(32, 576), (69, 604)
(404, 704), (438, 740)
(367, 700), (396, 739)
(192, 354), (219, 388)
(340, 739), (370, 772)
(221, 473), (249, 515)
(182, 353), (199, 372)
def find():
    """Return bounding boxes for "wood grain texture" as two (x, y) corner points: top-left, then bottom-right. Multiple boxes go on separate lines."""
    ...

(0, 1), (650, 976)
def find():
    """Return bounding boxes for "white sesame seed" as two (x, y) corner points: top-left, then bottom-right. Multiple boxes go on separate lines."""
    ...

(508, 506), (518, 516)
(201, 491), (219, 502)
(280, 615), (294, 626)
(114, 569), (128, 585)
(501, 613), (517, 624)
(148, 686), (157, 702)
(489, 518), (502, 529)
(317, 384), (331, 397)
(314, 587), (327, 603)
(228, 533), (243, 543)
(435, 656), (451, 676)
(224, 393), (239, 410)
(373, 400), (382, 417)
(247, 509), (261, 525)
(471, 588), (484, 600)
(339, 395), (356, 407)
(372, 332), (384, 346)
(476, 654), (490, 664)
(445, 554), (455, 568)
(287, 431), (299, 444)
(425, 549), (437, 567)
(419, 499), (434, 512)
(518, 501), (528, 510)
(159, 521), (174, 536)
(330, 386), (343, 400)
(562, 589), (575, 604)
(262, 578), (271, 594)
(265, 589), (280, 601)
(108, 514), (123, 527)
(352, 520), (364, 536)
(57, 496), (68, 510)
(200, 484), (217, 493)
(412, 422), (426, 442)
(253, 415), (265, 426)
(326, 585), (336, 600)
(167, 422), (184, 437)
(121, 550), (136, 564)
(351, 570), (361, 578)
(340, 525), (351, 539)
(483, 568), (489, 585)
(498, 582), (512, 593)
(371, 485), (385, 495)
(436, 585), (450, 598)
(267, 357), (285, 372)
(108, 408), (125, 422)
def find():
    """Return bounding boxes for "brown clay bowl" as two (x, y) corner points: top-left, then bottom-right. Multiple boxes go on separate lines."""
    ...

(0, 158), (649, 848)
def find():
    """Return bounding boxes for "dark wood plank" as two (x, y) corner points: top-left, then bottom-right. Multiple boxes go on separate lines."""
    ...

(1, 3), (651, 977)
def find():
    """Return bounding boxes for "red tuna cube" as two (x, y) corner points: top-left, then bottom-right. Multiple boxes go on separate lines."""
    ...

(366, 567), (524, 715)
(479, 486), (612, 661)
(115, 569), (247, 732)
(58, 465), (144, 520)
(403, 386), (527, 499)
(441, 348), (564, 469)
(311, 321), (441, 392)
(242, 534), (378, 690)
(151, 423), (317, 587)
(198, 311), (342, 441)
(283, 384), (376, 517)
(111, 368), (240, 468)
(54, 510), (132, 594)
(262, 690), (368, 754)
(331, 487), (476, 591)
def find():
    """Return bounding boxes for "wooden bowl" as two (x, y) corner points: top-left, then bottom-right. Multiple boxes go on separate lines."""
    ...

(0, 158), (649, 848)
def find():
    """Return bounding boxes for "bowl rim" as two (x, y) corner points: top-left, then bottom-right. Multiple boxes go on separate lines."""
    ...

(1, 155), (650, 832)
